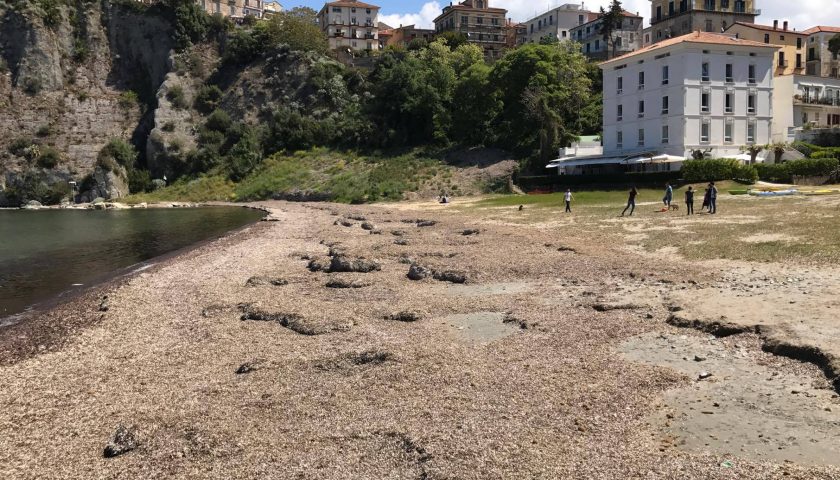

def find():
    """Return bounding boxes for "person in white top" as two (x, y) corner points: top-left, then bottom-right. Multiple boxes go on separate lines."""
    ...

(564, 189), (572, 213)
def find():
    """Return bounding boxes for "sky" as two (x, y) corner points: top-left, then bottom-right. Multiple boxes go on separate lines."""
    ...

(293, 0), (840, 31)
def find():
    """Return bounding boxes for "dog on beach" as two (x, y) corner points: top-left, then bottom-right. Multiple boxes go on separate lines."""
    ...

(668, 204), (679, 211)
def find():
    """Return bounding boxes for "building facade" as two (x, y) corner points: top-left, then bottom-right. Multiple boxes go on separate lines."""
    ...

(570, 11), (643, 60)
(433, 0), (508, 60)
(724, 21), (806, 76)
(317, 0), (381, 52)
(520, 3), (591, 45)
(600, 32), (778, 160)
(382, 24), (435, 48)
(803, 26), (840, 78)
(196, 0), (265, 18)
(644, 0), (759, 45)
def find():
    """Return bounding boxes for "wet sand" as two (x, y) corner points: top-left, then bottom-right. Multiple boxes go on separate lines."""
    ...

(1, 201), (839, 479)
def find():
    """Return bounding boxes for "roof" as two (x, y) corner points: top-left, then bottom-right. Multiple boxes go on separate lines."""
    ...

(727, 21), (806, 36)
(600, 31), (780, 66)
(323, 0), (379, 9)
(803, 26), (840, 35)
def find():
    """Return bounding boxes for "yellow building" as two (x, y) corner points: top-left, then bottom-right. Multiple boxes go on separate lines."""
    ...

(645, 0), (758, 45)
(724, 20), (806, 76)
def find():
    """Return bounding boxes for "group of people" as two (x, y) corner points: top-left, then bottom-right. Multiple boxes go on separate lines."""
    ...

(620, 182), (718, 216)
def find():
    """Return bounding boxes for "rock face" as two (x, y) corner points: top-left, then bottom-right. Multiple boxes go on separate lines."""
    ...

(85, 166), (129, 201)
(0, 2), (174, 206)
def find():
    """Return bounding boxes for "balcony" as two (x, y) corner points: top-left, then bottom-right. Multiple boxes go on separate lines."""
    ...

(795, 95), (840, 107)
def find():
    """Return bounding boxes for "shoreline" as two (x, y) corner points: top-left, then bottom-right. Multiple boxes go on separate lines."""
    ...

(1, 200), (838, 477)
(0, 203), (268, 360)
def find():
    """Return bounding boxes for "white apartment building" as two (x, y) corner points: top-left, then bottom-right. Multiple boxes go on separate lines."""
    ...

(520, 3), (591, 44)
(197, 0), (264, 18)
(600, 31), (778, 161)
(317, 0), (380, 51)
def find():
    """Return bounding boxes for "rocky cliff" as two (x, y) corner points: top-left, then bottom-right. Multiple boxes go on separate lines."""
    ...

(0, 0), (174, 206)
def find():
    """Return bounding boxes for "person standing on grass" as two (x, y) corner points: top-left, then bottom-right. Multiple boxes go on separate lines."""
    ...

(564, 189), (572, 213)
(621, 187), (638, 216)
(685, 186), (695, 215)
(663, 183), (673, 208)
(708, 182), (718, 214)
(701, 187), (711, 212)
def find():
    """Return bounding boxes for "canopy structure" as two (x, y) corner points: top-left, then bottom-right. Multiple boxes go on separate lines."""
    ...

(546, 152), (685, 169)
(625, 153), (686, 164)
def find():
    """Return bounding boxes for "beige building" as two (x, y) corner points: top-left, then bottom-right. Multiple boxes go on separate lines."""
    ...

(644, 0), (759, 45)
(197, 0), (265, 18)
(570, 11), (643, 60)
(725, 20), (806, 76)
(382, 24), (435, 48)
(433, 0), (508, 60)
(317, 0), (381, 51)
(520, 3), (591, 45)
(803, 26), (840, 78)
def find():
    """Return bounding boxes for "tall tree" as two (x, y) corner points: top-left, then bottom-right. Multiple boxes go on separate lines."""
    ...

(599, 0), (625, 60)
(829, 34), (840, 59)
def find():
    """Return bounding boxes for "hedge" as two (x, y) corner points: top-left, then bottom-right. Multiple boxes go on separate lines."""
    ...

(755, 158), (839, 182)
(517, 171), (682, 192)
(681, 159), (758, 183)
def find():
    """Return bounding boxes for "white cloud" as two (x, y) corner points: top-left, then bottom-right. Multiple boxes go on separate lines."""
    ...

(380, 1), (442, 29)
(387, 0), (840, 31)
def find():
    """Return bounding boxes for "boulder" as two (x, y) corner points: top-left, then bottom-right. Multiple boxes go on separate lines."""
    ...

(407, 264), (432, 281)
(329, 256), (381, 273)
(432, 270), (467, 284)
(103, 425), (138, 458)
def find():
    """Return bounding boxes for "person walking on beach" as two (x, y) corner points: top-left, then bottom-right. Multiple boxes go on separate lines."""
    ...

(663, 183), (673, 208)
(564, 189), (572, 213)
(685, 186), (695, 215)
(708, 182), (718, 214)
(621, 187), (638, 216)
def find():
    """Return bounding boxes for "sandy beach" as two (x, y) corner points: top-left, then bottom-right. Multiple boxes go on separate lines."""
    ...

(1, 200), (839, 479)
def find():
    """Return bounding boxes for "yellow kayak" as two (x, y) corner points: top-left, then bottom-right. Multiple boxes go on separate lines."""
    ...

(803, 189), (839, 196)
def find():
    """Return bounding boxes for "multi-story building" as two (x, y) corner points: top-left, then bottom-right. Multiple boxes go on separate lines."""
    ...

(520, 3), (591, 45)
(803, 26), (840, 78)
(600, 31), (778, 161)
(724, 20), (806, 76)
(644, 0), (759, 45)
(317, 0), (380, 52)
(262, 1), (283, 17)
(382, 24), (435, 48)
(506, 20), (527, 48)
(570, 11), (643, 60)
(433, 0), (508, 60)
(196, 0), (265, 18)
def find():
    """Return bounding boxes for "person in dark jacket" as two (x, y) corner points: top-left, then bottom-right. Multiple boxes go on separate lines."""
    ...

(708, 182), (718, 214)
(685, 186), (695, 215)
(701, 188), (711, 212)
(621, 187), (638, 216)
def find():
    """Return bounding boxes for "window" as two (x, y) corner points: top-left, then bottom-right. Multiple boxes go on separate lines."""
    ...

(748, 64), (756, 83)
(796, 54), (802, 69)
(778, 51), (786, 68)
(662, 125), (669, 144)
(662, 65), (669, 85)
(721, 0), (729, 7)
(701, 90), (710, 113)
(638, 100), (645, 118)
(351, 7), (356, 12)
(595, 39), (600, 50)
(638, 71), (645, 89)
(797, 37), (802, 49)
(701, 62), (710, 81)
(725, 93), (733, 114)
(477, 16), (483, 24)
(617, 104), (623, 121)
(725, 63), (733, 82)
(662, 96), (669, 114)
(669, 1), (675, 15)
(617, 131), (623, 148)
(700, 120), (710, 143)
(656, 6), (662, 21)
(747, 120), (756, 143)
(617, 76), (623, 94)
(764, 33), (769, 43)
(705, 19), (713, 32)
(704, 0), (715, 10)
(747, 93), (756, 114)
(579, 14), (584, 24)
(638, 128), (645, 146)
(461, 15), (468, 24)
(724, 119), (733, 143)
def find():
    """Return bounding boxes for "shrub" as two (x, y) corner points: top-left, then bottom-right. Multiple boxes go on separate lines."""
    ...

(225, 128), (262, 181)
(786, 158), (840, 177)
(755, 163), (791, 183)
(162, 121), (176, 132)
(36, 124), (52, 137)
(8, 137), (34, 157)
(194, 84), (223, 114)
(118, 90), (139, 110)
(223, 28), (265, 65)
(128, 168), (153, 193)
(166, 85), (189, 109)
(39, 0), (62, 27)
(167, 0), (210, 50)
(205, 109), (232, 132)
(72, 38), (89, 63)
(792, 141), (816, 157)
(682, 158), (757, 183)
(22, 77), (42, 95)
(97, 139), (137, 176)
(36, 146), (61, 168)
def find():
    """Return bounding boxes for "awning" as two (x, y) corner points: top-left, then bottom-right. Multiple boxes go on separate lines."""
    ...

(546, 156), (626, 169)
(625, 153), (685, 164)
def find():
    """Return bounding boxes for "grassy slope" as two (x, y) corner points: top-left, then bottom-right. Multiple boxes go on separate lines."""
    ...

(125, 150), (456, 204)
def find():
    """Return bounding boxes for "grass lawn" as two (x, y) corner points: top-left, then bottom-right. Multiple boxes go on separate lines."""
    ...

(464, 182), (840, 265)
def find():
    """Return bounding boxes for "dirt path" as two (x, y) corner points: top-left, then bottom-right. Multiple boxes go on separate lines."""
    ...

(0, 201), (839, 479)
